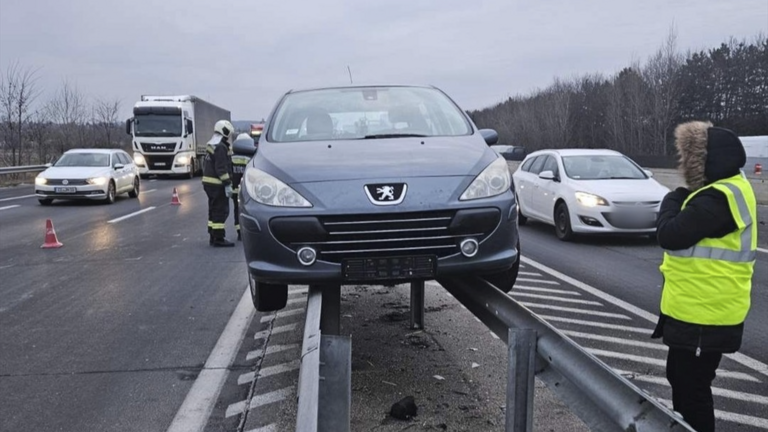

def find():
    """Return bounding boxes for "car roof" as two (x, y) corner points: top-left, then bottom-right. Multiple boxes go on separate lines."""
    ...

(64, 148), (122, 154)
(526, 148), (623, 158)
(285, 83), (436, 94)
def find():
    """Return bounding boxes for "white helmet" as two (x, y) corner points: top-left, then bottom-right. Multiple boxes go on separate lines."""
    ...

(214, 120), (235, 140)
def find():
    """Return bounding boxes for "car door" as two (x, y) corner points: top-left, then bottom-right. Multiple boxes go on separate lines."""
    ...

(112, 153), (129, 191)
(120, 152), (136, 189)
(517, 155), (544, 217)
(532, 155), (561, 222)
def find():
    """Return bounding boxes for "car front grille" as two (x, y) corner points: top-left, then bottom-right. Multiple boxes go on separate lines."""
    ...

(46, 179), (89, 185)
(602, 212), (658, 229)
(271, 209), (498, 264)
(145, 155), (176, 170)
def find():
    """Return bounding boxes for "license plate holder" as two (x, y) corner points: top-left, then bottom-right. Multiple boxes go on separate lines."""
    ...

(54, 187), (76, 193)
(342, 255), (437, 281)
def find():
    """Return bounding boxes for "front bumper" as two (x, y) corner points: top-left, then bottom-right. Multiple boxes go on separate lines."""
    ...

(240, 191), (520, 285)
(36, 184), (107, 200)
(136, 153), (193, 175)
(570, 204), (659, 234)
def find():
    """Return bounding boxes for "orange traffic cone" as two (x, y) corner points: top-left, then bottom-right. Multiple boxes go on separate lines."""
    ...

(41, 219), (63, 249)
(171, 187), (181, 205)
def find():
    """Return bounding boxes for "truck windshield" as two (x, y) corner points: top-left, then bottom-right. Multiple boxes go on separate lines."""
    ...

(134, 114), (182, 137)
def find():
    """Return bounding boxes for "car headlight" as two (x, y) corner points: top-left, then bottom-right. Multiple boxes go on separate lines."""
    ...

(133, 153), (145, 165)
(460, 156), (511, 201)
(575, 192), (609, 207)
(177, 155), (189, 164)
(87, 177), (109, 186)
(35, 176), (47, 185)
(244, 167), (312, 207)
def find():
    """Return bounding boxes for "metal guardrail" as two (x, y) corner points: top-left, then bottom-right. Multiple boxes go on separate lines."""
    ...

(296, 285), (351, 432)
(0, 164), (48, 175)
(436, 275), (696, 432)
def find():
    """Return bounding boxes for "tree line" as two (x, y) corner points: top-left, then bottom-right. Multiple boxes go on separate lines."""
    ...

(468, 32), (768, 160)
(0, 62), (127, 167)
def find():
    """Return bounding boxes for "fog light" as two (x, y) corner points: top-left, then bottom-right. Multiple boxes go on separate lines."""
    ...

(297, 247), (317, 266)
(460, 238), (479, 257)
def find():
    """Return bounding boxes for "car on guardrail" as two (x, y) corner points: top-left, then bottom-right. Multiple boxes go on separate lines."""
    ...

(231, 84), (521, 311)
(34, 148), (140, 205)
(512, 148), (670, 241)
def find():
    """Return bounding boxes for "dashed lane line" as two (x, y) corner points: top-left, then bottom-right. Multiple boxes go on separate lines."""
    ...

(254, 323), (298, 340)
(140, 189), (157, 194)
(510, 292), (602, 306)
(246, 343), (300, 361)
(238, 360), (301, 385)
(108, 206), (156, 224)
(521, 256), (768, 377)
(0, 194), (34, 202)
(0, 204), (20, 211)
(519, 302), (632, 320)
(166, 287), (254, 432)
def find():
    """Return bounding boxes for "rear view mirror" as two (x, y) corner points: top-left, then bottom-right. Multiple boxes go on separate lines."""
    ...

(114, 164), (125, 170)
(479, 129), (499, 146)
(539, 170), (556, 180)
(186, 119), (194, 135)
(232, 136), (257, 157)
(125, 118), (133, 135)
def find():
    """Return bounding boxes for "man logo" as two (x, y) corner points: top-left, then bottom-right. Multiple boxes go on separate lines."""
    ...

(365, 183), (407, 206)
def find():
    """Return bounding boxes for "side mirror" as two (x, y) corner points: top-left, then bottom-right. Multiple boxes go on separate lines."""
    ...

(44, 163), (52, 168)
(539, 170), (556, 181)
(114, 164), (125, 170)
(186, 119), (194, 135)
(643, 169), (654, 177)
(479, 129), (499, 146)
(232, 137), (257, 157)
(125, 118), (133, 135)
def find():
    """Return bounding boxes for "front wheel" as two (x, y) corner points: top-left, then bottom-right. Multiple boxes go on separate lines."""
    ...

(187, 159), (196, 179)
(249, 273), (288, 312)
(104, 181), (116, 204)
(128, 177), (140, 198)
(555, 202), (574, 241)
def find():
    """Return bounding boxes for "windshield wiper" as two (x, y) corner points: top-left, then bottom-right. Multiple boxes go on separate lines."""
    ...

(363, 133), (427, 139)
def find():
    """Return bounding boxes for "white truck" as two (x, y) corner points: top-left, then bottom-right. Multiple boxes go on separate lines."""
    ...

(125, 95), (231, 178)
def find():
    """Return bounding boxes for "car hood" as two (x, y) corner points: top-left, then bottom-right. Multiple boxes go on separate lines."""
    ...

(255, 137), (492, 183)
(571, 178), (670, 201)
(42, 167), (112, 179)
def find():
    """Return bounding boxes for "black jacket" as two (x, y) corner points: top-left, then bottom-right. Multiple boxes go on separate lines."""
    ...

(202, 137), (232, 188)
(651, 122), (748, 354)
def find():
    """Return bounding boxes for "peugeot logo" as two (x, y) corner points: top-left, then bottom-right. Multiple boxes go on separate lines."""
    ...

(62, 179), (69, 185)
(364, 183), (407, 206)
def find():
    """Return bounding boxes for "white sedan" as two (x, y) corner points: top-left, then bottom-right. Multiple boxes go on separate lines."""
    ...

(35, 148), (141, 205)
(512, 149), (670, 241)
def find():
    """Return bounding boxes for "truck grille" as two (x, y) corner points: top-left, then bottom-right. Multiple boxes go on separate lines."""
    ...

(140, 142), (177, 153)
(146, 155), (175, 170)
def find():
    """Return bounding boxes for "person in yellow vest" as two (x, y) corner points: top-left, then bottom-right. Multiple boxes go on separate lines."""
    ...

(652, 121), (756, 432)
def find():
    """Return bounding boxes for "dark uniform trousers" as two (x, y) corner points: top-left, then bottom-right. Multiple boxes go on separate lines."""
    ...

(666, 348), (722, 432)
(204, 184), (230, 237)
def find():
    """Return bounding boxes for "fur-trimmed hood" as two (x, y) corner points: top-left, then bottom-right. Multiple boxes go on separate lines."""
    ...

(674, 121), (746, 191)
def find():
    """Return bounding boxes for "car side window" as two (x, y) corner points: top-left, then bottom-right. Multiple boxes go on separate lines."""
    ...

(528, 156), (546, 175)
(120, 153), (133, 164)
(542, 155), (559, 177)
(521, 156), (537, 172)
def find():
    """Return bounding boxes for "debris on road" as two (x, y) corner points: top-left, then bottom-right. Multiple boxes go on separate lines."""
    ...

(389, 395), (418, 420)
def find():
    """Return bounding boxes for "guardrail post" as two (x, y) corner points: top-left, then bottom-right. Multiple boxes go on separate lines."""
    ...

(506, 328), (536, 432)
(410, 280), (425, 330)
(318, 335), (351, 432)
(320, 284), (341, 336)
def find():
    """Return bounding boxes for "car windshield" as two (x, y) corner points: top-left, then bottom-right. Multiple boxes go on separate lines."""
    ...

(268, 86), (473, 142)
(561, 155), (647, 180)
(54, 153), (111, 167)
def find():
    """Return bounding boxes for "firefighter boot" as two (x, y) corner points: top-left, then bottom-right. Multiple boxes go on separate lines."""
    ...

(212, 230), (235, 247)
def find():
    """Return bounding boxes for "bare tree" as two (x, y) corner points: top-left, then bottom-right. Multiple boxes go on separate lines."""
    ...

(48, 79), (87, 155)
(27, 105), (53, 165)
(0, 61), (41, 166)
(93, 97), (122, 147)
(643, 28), (683, 154)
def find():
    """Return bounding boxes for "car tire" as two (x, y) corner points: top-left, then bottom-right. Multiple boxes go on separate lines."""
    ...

(104, 181), (116, 204)
(555, 202), (575, 241)
(481, 240), (521, 293)
(128, 178), (140, 198)
(187, 159), (195, 179)
(38, 198), (53, 206)
(140, 174), (149, 180)
(249, 273), (288, 312)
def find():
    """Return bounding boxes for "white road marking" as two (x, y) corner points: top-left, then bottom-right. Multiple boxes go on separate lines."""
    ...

(286, 297), (306, 306)
(490, 331), (500, 340)
(562, 330), (665, 350)
(246, 425), (278, 432)
(141, 189), (157, 194)
(623, 373), (768, 405)
(254, 323), (298, 340)
(246, 343), (299, 361)
(225, 400), (247, 418)
(657, 398), (768, 429)
(0, 204), (20, 211)
(0, 194), (34, 202)
(515, 277), (560, 285)
(757, 247), (768, 254)
(539, 315), (651, 334)
(150, 179), (157, 182)
(260, 307), (304, 323)
(166, 287), (254, 432)
(108, 206), (156, 224)
(511, 292), (602, 306)
(612, 367), (760, 384)
(249, 386), (293, 410)
(522, 256), (768, 377)
(238, 360), (301, 385)
(518, 271), (543, 277)
(515, 285), (582, 296)
(520, 302), (632, 320)
(474, 317), (482, 323)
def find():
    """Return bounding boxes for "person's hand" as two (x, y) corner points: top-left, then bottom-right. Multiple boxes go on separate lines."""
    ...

(225, 185), (233, 198)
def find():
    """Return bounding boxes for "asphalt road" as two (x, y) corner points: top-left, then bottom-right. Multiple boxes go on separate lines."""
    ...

(1, 177), (766, 431)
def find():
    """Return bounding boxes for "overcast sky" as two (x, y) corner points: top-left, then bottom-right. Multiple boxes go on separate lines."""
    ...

(1, 0), (766, 121)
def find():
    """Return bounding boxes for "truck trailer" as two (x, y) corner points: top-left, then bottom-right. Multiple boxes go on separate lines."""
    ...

(125, 95), (231, 178)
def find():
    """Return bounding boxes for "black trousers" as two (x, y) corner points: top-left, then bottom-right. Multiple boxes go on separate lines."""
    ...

(232, 194), (240, 233)
(204, 184), (229, 237)
(666, 348), (722, 432)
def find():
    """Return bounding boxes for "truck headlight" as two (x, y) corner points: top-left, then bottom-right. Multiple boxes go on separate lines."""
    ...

(35, 176), (47, 185)
(87, 177), (109, 186)
(460, 156), (511, 201)
(133, 153), (146, 165)
(244, 167), (312, 207)
(575, 192), (609, 207)
(177, 155), (189, 165)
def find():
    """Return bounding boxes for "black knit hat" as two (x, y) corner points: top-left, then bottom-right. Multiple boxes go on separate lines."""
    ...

(705, 126), (746, 183)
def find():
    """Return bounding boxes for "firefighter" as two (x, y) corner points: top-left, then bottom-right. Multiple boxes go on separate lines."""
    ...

(202, 119), (236, 247)
(231, 133), (252, 241)
(652, 121), (756, 432)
